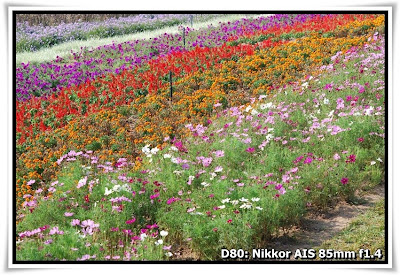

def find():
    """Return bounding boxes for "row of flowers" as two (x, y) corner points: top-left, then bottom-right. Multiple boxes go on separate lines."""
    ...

(15, 14), (375, 100)
(16, 14), (220, 53)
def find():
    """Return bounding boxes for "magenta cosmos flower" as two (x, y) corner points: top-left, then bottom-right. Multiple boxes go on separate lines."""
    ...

(246, 147), (255, 153)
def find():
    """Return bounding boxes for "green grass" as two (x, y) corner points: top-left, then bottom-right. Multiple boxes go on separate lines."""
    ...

(314, 199), (385, 261)
(16, 14), (270, 64)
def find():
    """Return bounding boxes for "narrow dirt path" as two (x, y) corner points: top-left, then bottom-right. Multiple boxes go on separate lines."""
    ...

(174, 184), (385, 261)
(264, 184), (385, 260)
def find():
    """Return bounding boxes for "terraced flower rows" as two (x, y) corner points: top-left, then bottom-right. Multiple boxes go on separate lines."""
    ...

(17, 14), (378, 100)
(16, 15), (384, 207)
(15, 13), (386, 261)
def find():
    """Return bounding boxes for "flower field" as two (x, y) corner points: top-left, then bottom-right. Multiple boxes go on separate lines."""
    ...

(14, 13), (387, 262)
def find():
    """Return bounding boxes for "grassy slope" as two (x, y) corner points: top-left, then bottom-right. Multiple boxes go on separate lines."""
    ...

(16, 34), (385, 260)
(16, 14), (269, 64)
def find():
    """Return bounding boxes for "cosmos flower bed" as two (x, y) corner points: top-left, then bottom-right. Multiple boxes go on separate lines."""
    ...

(15, 14), (386, 261)
(16, 15), (384, 199)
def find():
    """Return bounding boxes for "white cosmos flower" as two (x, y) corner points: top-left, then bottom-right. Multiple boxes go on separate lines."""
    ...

(142, 145), (151, 154)
(239, 197), (248, 202)
(104, 187), (113, 196)
(140, 233), (147, 241)
(160, 230), (168, 237)
(377, 158), (383, 162)
(245, 106), (253, 112)
(365, 106), (374, 116)
(371, 161), (376, 165)
(323, 98), (330, 105)
(121, 184), (131, 192)
(266, 134), (274, 141)
(209, 173), (217, 180)
(221, 198), (230, 204)
(251, 197), (260, 202)
(155, 239), (163, 245)
(240, 204), (252, 209)
(169, 146), (178, 151)
(255, 206), (263, 210)
(112, 185), (121, 192)
(251, 109), (259, 116)
(260, 104), (268, 110)
(171, 157), (179, 164)
(165, 252), (173, 257)
(201, 182), (210, 187)
(173, 170), (183, 176)
(150, 147), (159, 154)
(163, 154), (172, 159)
(218, 205), (226, 209)
(231, 200), (239, 205)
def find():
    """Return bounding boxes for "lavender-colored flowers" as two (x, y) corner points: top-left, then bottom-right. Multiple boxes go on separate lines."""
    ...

(17, 14), (218, 53)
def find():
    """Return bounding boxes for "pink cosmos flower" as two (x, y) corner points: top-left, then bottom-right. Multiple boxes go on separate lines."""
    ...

(71, 219), (80, 226)
(213, 150), (225, 158)
(275, 184), (283, 190)
(246, 147), (255, 153)
(44, 239), (53, 245)
(64, 212), (74, 217)
(242, 138), (252, 144)
(77, 176), (88, 189)
(304, 157), (313, 164)
(333, 153), (340, 160)
(49, 226), (63, 235)
(341, 177), (349, 185)
(126, 218), (136, 224)
(346, 154), (356, 163)
(336, 97), (345, 109)
(26, 180), (35, 186)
